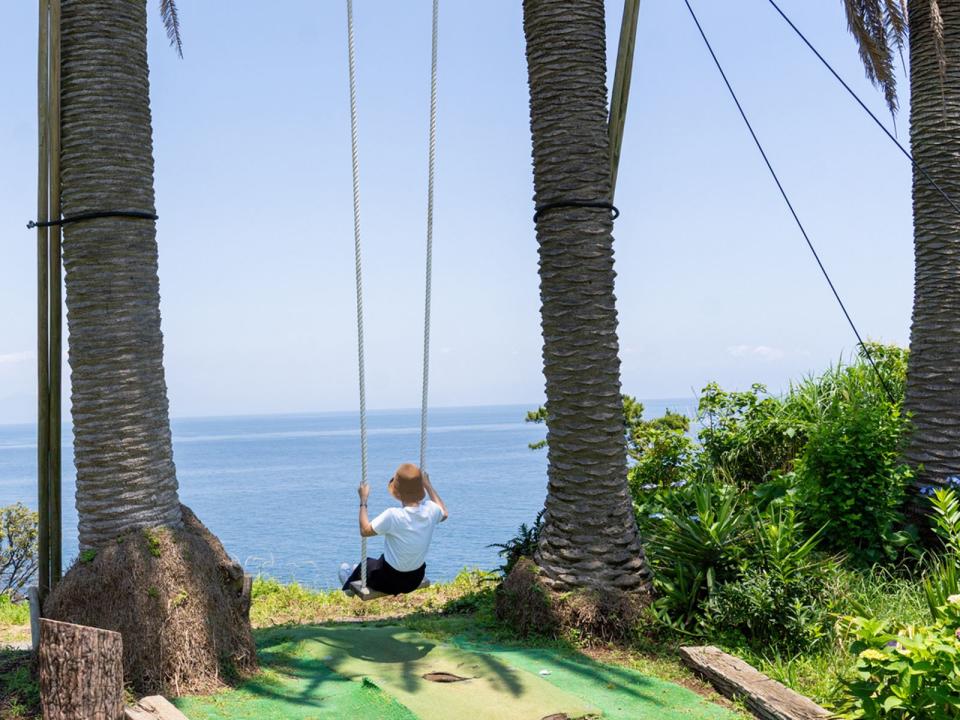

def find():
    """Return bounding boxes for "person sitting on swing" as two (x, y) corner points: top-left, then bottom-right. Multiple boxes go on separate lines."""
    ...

(339, 463), (448, 596)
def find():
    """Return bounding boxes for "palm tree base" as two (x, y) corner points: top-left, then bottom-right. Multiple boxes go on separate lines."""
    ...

(43, 505), (257, 695)
(496, 557), (650, 643)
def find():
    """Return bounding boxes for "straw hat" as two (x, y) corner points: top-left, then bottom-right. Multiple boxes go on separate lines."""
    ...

(389, 463), (426, 504)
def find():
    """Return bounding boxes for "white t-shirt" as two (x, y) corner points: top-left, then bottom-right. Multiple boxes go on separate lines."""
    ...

(371, 499), (444, 572)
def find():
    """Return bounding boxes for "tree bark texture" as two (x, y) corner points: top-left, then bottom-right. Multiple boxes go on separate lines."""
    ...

(60, 0), (181, 547)
(904, 0), (960, 483)
(39, 618), (124, 720)
(522, 0), (651, 592)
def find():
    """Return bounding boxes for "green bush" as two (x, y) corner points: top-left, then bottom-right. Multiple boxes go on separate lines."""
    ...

(837, 598), (960, 718)
(792, 361), (912, 564)
(697, 383), (801, 488)
(921, 486), (960, 621)
(645, 483), (748, 627)
(702, 505), (833, 651)
(628, 410), (694, 492)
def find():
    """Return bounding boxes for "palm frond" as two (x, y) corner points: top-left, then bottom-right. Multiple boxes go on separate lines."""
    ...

(843, 0), (905, 115)
(159, 0), (183, 58)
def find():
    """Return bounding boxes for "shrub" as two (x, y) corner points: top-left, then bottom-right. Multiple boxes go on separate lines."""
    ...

(697, 383), (801, 488)
(628, 410), (694, 491)
(837, 598), (960, 718)
(489, 510), (543, 575)
(921, 485), (960, 621)
(703, 505), (834, 651)
(793, 385), (912, 564)
(703, 567), (829, 651)
(645, 484), (748, 626)
(0, 504), (38, 597)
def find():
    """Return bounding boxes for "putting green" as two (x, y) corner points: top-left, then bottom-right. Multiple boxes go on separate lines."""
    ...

(176, 624), (738, 720)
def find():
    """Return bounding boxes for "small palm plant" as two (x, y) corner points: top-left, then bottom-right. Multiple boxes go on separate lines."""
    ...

(489, 510), (545, 575)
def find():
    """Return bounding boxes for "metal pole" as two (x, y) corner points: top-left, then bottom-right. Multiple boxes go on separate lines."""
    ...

(609, 0), (640, 199)
(48, 0), (63, 588)
(36, 0), (51, 601)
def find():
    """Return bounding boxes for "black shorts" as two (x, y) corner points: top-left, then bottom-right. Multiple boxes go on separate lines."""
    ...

(343, 555), (426, 595)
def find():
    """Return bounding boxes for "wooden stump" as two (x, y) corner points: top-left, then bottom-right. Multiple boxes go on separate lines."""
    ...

(39, 618), (124, 720)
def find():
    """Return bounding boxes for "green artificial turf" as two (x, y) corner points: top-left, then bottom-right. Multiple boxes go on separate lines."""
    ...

(176, 624), (739, 720)
(453, 637), (738, 720)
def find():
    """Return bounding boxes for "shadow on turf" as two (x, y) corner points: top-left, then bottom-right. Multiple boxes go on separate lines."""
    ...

(227, 587), (717, 716)
(239, 623), (528, 709)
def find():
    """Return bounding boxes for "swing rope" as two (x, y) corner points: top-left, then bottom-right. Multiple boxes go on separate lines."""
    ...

(345, 0), (370, 590)
(420, 0), (438, 471)
(346, 0), (439, 592)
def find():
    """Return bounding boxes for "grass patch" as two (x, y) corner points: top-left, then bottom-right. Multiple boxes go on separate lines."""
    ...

(250, 568), (497, 626)
(722, 565), (928, 708)
(0, 650), (39, 719)
(0, 595), (29, 628)
(142, 527), (163, 557)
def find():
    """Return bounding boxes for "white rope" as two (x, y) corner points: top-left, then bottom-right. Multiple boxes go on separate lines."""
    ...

(346, 0), (439, 593)
(345, 0), (369, 590)
(419, 0), (439, 471)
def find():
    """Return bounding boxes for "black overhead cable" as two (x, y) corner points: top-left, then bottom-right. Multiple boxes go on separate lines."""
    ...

(681, 0), (898, 405)
(765, 0), (960, 219)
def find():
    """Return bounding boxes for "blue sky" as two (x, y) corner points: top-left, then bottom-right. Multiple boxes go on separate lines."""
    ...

(0, 1), (913, 424)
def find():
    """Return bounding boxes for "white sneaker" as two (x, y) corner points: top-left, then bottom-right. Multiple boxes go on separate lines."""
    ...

(338, 562), (356, 586)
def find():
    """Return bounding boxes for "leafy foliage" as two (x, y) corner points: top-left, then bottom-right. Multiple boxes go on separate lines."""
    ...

(787, 346), (913, 564)
(0, 505), (37, 597)
(837, 597), (960, 718)
(794, 400), (912, 564)
(697, 382), (801, 488)
(489, 510), (544, 575)
(702, 505), (833, 651)
(921, 486), (960, 621)
(527, 396), (693, 473)
(842, 0), (908, 116)
(645, 484), (747, 627)
(159, 0), (183, 58)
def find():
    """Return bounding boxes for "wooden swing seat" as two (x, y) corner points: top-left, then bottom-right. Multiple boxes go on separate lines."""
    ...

(347, 577), (431, 602)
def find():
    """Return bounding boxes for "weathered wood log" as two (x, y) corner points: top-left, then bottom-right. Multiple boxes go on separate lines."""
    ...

(679, 646), (831, 720)
(124, 695), (191, 720)
(39, 618), (123, 720)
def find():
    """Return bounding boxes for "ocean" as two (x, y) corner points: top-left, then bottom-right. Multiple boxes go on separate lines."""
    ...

(0, 401), (693, 590)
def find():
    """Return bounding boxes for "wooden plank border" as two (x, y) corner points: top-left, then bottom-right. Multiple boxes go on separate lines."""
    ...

(680, 646), (831, 720)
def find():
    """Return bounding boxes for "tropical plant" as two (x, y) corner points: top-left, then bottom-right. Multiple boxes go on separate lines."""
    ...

(0, 504), (38, 597)
(921, 484), (960, 619)
(645, 484), (748, 625)
(521, 0), (649, 592)
(489, 510), (544, 575)
(843, 1), (960, 486)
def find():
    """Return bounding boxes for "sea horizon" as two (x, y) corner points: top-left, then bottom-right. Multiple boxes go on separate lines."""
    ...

(0, 400), (698, 589)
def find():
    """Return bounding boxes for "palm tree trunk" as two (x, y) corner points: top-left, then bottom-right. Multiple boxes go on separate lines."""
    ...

(45, 0), (256, 694)
(903, 0), (960, 484)
(522, 0), (651, 592)
(60, 0), (181, 548)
